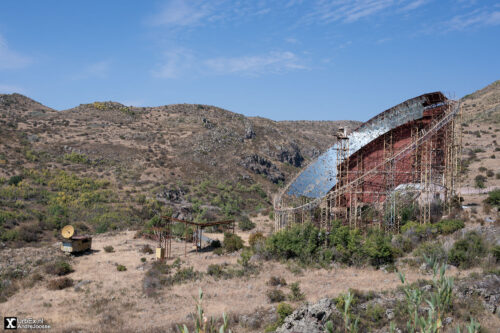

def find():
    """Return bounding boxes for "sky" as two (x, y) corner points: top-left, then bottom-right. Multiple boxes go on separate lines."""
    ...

(0, 1), (499, 121)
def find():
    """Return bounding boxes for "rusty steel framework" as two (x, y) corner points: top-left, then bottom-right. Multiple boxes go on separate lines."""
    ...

(161, 216), (235, 254)
(274, 92), (462, 233)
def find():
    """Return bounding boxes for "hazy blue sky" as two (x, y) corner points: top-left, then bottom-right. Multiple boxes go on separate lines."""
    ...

(0, 1), (499, 120)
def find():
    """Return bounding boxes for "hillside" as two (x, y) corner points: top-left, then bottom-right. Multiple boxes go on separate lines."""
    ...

(0, 95), (359, 245)
(459, 80), (500, 221)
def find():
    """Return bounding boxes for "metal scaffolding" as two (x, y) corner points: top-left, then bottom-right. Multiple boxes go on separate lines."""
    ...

(274, 93), (462, 233)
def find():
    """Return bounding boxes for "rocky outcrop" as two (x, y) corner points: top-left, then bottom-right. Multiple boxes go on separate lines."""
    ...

(276, 298), (340, 333)
(276, 273), (500, 333)
(244, 121), (256, 139)
(239, 307), (277, 330)
(156, 187), (186, 203)
(276, 142), (304, 167)
(240, 154), (285, 184)
(455, 274), (500, 315)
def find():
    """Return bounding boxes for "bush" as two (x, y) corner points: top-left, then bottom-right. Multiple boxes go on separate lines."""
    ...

(117, 265), (127, 271)
(366, 303), (385, 324)
(328, 222), (365, 265)
(8, 175), (23, 186)
(223, 232), (244, 253)
(363, 230), (395, 267)
(47, 277), (74, 290)
(207, 264), (224, 279)
(413, 241), (447, 264)
(485, 189), (500, 208)
(141, 244), (153, 254)
(238, 248), (252, 268)
(64, 152), (89, 164)
(448, 232), (487, 268)
(267, 223), (325, 264)
(436, 219), (464, 235)
(141, 257), (147, 263)
(238, 215), (255, 231)
(0, 228), (18, 241)
(475, 175), (487, 188)
(277, 302), (294, 323)
(288, 282), (305, 301)
(45, 260), (74, 276)
(103, 245), (114, 253)
(268, 276), (287, 286)
(267, 289), (286, 303)
(18, 224), (41, 242)
(249, 231), (265, 247)
(165, 267), (202, 286)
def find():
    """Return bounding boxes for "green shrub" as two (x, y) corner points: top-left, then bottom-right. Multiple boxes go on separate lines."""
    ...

(485, 189), (500, 208)
(474, 175), (486, 188)
(166, 267), (202, 286)
(436, 219), (464, 235)
(288, 282), (305, 301)
(140, 244), (153, 254)
(8, 175), (23, 186)
(334, 291), (358, 312)
(392, 234), (414, 253)
(267, 289), (286, 303)
(117, 265), (127, 271)
(0, 228), (18, 241)
(238, 248), (252, 268)
(45, 260), (74, 276)
(249, 232), (265, 247)
(363, 229), (395, 267)
(47, 277), (73, 290)
(277, 302), (294, 323)
(413, 241), (447, 264)
(141, 257), (147, 263)
(238, 215), (255, 231)
(64, 152), (89, 164)
(268, 276), (287, 286)
(448, 232), (487, 268)
(366, 303), (385, 324)
(223, 232), (244, 252)
(207, 264), (224, 279)
(329, 223), (365, 265)
(103, 245), (114, 253)
(267, 223), (325, 264)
